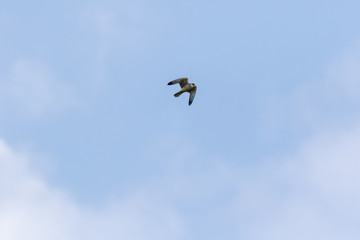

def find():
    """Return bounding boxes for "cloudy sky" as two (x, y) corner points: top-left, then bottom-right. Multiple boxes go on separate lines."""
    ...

(1, 0), (360, 239)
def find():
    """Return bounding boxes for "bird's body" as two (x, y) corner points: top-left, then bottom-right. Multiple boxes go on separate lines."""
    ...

(168, 77), (197, 105)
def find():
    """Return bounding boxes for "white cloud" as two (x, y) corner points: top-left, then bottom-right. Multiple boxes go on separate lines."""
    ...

(139, 125), (360, 240)
(233, 41), (360, 239)
(234, 124), (360, 239)
(2, 123), (360, 240)
(0, 139), (183, 240)
(0, 60), (75, 117)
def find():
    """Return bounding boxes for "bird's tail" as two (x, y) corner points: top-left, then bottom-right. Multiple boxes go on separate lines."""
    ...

(174, 91), (184, 97)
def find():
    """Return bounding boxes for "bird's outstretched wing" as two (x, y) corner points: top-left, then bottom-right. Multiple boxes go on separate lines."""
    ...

(167, 78), (188, 88)
(188, 86), (197, 105)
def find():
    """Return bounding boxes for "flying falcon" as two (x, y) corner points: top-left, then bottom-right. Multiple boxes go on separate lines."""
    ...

(167, 77), (197, 106)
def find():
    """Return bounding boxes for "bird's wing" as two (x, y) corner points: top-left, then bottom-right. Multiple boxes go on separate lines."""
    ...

(188, 86), (197, 105)
(167, 77), (188, 87)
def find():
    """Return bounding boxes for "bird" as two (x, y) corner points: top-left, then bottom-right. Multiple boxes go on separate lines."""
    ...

(167, 77), (197, 105)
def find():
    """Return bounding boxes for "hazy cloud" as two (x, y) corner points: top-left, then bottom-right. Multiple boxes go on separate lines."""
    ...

(234, 124), (360, 239)
(0, 139), (183, 240)
(0, 60), (75, 117)
(260, 39), (360, 136)
(2, 120), (360, 240)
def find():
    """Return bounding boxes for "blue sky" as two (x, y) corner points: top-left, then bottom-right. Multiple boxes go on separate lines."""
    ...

(1, 0), (360, 239)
